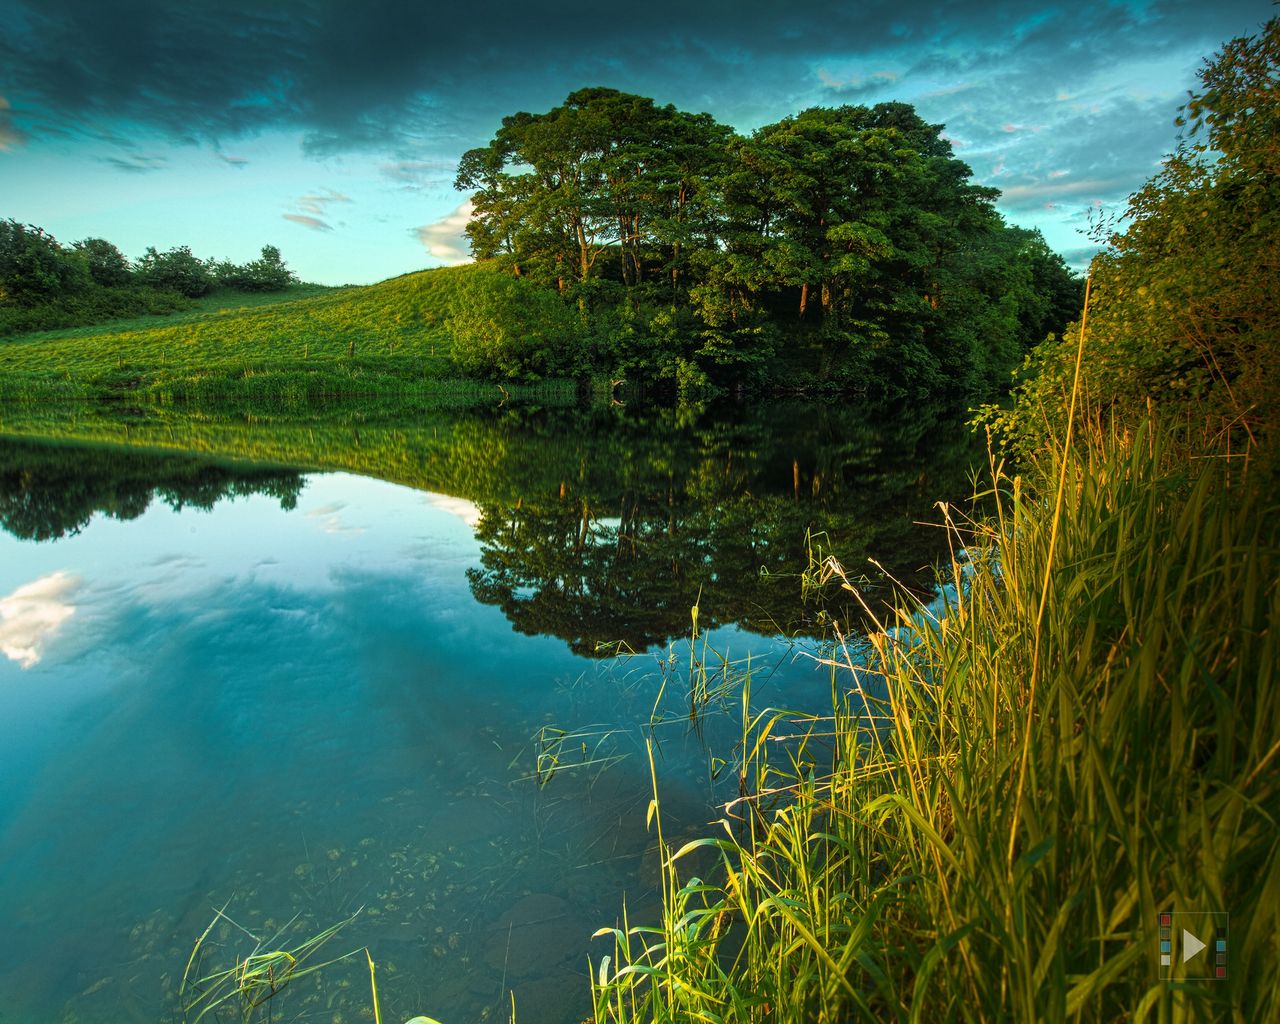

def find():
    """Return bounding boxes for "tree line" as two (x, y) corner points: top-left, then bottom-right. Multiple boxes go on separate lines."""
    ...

(0, 221), (297, 335)
(454, 89), (1083, 398)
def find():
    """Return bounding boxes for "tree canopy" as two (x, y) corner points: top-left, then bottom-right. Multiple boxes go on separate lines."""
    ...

(457, 89), (1082, 398)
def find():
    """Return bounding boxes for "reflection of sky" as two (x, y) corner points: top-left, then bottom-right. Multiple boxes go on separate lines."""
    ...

(0, 469), (821, 1023)
(0, 570), (80, 668)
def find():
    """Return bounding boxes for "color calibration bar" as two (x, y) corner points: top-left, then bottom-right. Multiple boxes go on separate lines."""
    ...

(1158, 912), (1228, 981)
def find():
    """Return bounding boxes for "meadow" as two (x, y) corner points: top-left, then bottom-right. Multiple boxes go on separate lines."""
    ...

(0, 266), (486, 402)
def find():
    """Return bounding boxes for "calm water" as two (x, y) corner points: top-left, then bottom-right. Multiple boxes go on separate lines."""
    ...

(0, 400), (978, 1024)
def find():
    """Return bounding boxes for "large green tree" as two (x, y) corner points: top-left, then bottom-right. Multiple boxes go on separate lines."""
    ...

(457, 88), (733, 293)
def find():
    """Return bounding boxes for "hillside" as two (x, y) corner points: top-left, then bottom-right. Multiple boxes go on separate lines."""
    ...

(0, 264), (488, 402)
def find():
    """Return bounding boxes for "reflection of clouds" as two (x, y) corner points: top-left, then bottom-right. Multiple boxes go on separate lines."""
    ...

(425, 493), (481, 528)
(305, 501), (364, 535)
(0, 572), (81, 669)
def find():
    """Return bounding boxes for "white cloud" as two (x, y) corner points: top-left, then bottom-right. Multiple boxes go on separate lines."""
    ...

(425, 493), (481, 527)
(414, 201), (473, 266)
(998, 175), (1132, 210)
(0, 571), (81, 669)
(305, 501), (365, 535)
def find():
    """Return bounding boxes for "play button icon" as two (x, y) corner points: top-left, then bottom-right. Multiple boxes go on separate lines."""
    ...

(1183, 929), (1207, 963)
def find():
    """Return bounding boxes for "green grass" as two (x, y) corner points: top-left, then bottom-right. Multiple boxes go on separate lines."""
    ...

(591, 412), (1279, 1021)
(0, 265), (495, 401)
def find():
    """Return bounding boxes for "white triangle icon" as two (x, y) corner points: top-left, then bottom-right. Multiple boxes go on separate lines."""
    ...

(1183, 929), (1207, 963)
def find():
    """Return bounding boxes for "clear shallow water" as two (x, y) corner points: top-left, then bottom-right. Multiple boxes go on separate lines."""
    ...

(0, 402), (979, 1024)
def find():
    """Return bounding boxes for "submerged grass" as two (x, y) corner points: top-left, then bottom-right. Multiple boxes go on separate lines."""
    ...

(590, 411), (1279, 1021)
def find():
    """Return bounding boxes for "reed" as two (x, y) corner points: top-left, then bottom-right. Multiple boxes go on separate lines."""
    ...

(590, 410), (1279, 1021)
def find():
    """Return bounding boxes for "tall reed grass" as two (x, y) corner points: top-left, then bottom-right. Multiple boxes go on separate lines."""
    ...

(590, 411), (1279, 1021)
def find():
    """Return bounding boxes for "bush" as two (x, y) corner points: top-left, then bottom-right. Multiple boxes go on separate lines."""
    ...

(135, 245), (215, 297)
(213, 245), (297, 292)
(446, 270), (584, 380)
(0, 285), (189, 336)
(0, 220), (91, 305)
(988, 18), (1280, 454)
(74, 238), (133, 288)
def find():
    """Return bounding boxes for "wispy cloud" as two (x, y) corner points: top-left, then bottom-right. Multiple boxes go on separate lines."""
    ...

(296, 188), (351, 215)
(381, 159), (453, 188)
(305, 502), (365, 535)
(997, 175), (1134, 211)
(100, 151), (167, 173)
(816, 67), (899, 96)
(216, 150), (249, 167)
(414, 201), (472, 265)
(0, 571), (81, 669)
(283, 212), (333, 231)
(282, 188), (352, 231)
(0, 96), (27, 151)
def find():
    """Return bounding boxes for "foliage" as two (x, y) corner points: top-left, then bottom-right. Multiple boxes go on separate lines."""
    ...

(990, 17), (1280, 452)
(1, 221), (306, 334)
(73, 236), (134, 287)
(135, 244), (217, 297)
(0, 219), (91, 305)
(0, 437), (304, 540)
(445, 269), (585, 379)
(213, 245), (297, 292)
(0, 283), (190, 337)
(592, 414), (1279, 1022)
(457, 90), (1082, 394)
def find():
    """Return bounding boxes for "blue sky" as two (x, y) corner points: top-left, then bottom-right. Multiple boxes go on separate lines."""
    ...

(0, 0), (1269, 285)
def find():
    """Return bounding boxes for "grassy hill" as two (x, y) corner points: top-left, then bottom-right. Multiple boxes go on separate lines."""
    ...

(0, 264), (491, 403)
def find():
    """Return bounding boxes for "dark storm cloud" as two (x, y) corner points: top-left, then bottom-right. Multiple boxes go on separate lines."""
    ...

(1, 0), (1264, 152)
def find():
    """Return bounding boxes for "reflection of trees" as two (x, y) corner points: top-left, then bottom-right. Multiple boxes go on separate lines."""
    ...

(0, 441), (306, 542)
(0, 397), (981, 651)
(466, 400), (981, 654)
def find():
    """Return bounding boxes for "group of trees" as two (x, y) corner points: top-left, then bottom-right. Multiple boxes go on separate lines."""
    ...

(455, 89), (1082, 397)
(0, 221), (297, 335)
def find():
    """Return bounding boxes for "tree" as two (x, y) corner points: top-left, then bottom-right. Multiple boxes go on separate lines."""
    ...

(457, 88), (735, 294)
(73, 237), (133, 288)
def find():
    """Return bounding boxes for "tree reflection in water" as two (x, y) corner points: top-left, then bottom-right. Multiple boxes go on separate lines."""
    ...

(0, 397), (982, 650)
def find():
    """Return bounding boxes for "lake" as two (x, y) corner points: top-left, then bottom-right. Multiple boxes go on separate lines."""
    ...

(0, 398), (980, 1024)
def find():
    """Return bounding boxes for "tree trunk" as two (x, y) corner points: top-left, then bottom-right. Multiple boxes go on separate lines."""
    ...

(799, 282), (809, 317)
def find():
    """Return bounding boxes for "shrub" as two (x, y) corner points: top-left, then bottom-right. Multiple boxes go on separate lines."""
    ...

(446, 271), (584, 380)
(214, 245), (297, 292)
(0, 220), (91, 305)
(135, 245), (215, 297)
(74, 237), (133, 288)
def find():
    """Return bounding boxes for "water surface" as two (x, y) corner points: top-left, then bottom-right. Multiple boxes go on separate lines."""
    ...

(0, 400), (979, 1023)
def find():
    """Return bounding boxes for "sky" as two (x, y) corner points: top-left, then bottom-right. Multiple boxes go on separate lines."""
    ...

(0, 0), (1270, 285)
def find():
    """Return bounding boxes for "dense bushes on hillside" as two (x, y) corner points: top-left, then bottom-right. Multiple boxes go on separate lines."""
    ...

(0, 222), (299, 335)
